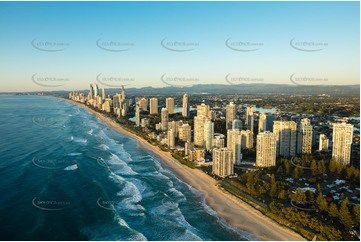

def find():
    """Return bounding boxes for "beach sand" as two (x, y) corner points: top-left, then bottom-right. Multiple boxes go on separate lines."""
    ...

(68, 99), (305, 241)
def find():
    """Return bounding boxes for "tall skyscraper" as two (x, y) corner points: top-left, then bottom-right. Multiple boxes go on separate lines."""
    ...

(258, 113), (276, 133)
(226, 102), (236, 130)
(182, 94), (190, 117)
(245, 106), (254, 133)
(197, 103), (211, 119)
(297, 118), (313, 154)
(212, 134), (225, 148)
(166, 98), (175, 114)
(178, 123), (191, 143)
(167, 129), (175, 148)
(212, 148), (234, 177)
(150, 98), (158, 114)
(135, 104), (140, 127)
(240, 130), (253, 149)
(161, 108), (169, 131)
(204, 120), (214, 152)
(332, 122), (353, 165)
(101, 88), (106, 100)
(138, 97), (148, 111)
(194, 115), (209, 147)
(256, 131), (277, 167)
(93, 83), (99, 97)
(121, 85), (125, 100)
(227, 129), (242, 164)
(319, 134), (329, 151)
(232, 119), (242, 130)
(89, 83), (94, 99)
(273, 121), (297, 157)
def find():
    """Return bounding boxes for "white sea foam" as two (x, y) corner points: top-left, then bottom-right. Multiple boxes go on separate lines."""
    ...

(67, 152), (82, 156)
(109, 153), (138, 175)
(64, 164), (78, 171)
(87, 129), (93, 135)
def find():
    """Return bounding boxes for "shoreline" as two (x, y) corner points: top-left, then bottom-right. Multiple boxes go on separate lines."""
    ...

(67, 99), (305, 241)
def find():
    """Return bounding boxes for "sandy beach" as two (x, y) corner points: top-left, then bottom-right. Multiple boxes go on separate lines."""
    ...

(68, 99), (305, 241)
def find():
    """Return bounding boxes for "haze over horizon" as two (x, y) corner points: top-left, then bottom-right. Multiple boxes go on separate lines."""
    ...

(0, 1), (359, 92)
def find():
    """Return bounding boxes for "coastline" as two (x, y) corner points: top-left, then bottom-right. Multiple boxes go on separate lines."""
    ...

(67, 99), (305, 241)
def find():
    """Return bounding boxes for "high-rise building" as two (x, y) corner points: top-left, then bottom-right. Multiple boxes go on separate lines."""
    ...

(256, 131), (277, 167)
(121, 85), (125, 100)
(258, 113), (276, 133)
(232, 119), (243, 130)
(178, 123), (191, 143)
(93, 83), (99, 97)
(273, 121), (297, 157)
(102, 100), (111, 113)
(297, 118), (313, 154)
(245, 106), (254, 133)
(212, 148), (234, 177)
(212, 134), (225, 148)
(135, 104), (140, 127)
(204, 120), (214, 152)
(89, 83), (94, 99)
(182, 94), (190, 117)
(141, 118), (149, 128)
(319, 134), (329, 151)
(150, 98), (158, 114)
(138, 97), (148, 111)
(226, 102), (236, 130)
(166, 98), (175, 114)
(101, 88), (106, 100)
(194, 115), (209, 147)
(227, 129), (242, 165)
(167, 129), (175, 148)
(161, 108), (168, 131)
(197, 103), (211, 119)
(240, 130), (253, 149)
(332, 122), (353, 165)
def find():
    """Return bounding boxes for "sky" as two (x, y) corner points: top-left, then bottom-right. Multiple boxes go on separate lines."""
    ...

(0, 1), (359, 92)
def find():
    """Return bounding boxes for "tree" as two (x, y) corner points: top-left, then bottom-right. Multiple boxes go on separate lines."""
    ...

(329, 159), (337, 173)
(293, 188), (306, 202)
(284, 160), (291, 175)
(339, 198), (353, 230)
(270, 181), (277, 198)
(293, 167), (300, 179)
(278, 189), (286, 200)
(328, 203), (338, 217)
(353, 204), (360, 227)
(316, 192), (328, 211)
(310, 160), (318, 176)
(345, 166), (355, 179)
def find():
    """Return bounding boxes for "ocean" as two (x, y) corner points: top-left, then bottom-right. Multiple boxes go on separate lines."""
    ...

(0, 95), (251, 241)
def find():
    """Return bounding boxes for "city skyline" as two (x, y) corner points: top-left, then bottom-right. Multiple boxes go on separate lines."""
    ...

(0, 1), (360, 92)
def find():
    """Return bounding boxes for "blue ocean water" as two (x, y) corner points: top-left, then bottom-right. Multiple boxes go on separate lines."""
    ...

(0, 95), (251, 241)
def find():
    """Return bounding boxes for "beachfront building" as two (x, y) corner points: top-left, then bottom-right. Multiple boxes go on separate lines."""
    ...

(273, 121), (297, 157)
(178, 123), (192, 143)
(297, 118), (313, 154)
(227, 129), (242, 165)
(101, 88), (106, 101)
(182, 93), (190, 117)
(194, 115), (209, 147)
(245, 106), (254, 133)
(212, 148), (234, 177)
(167, 129), (175, 148)
(319, 134), (329, 151)
(166, 97), (174, 114)
(204, 120), (214, 152)
(150, 98), (158, 114)
(141, 118), (149, 128)
(256, 131), (277, 167)
(240, 130), (253, 149)
(161, 108), (168, 131)
(135, 104), (140, 127)
(226, 102), (236, 130)
(332, 122), (353, 165)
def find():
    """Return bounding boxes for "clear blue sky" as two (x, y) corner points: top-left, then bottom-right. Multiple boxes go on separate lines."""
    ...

(0, 1), (359, 92)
